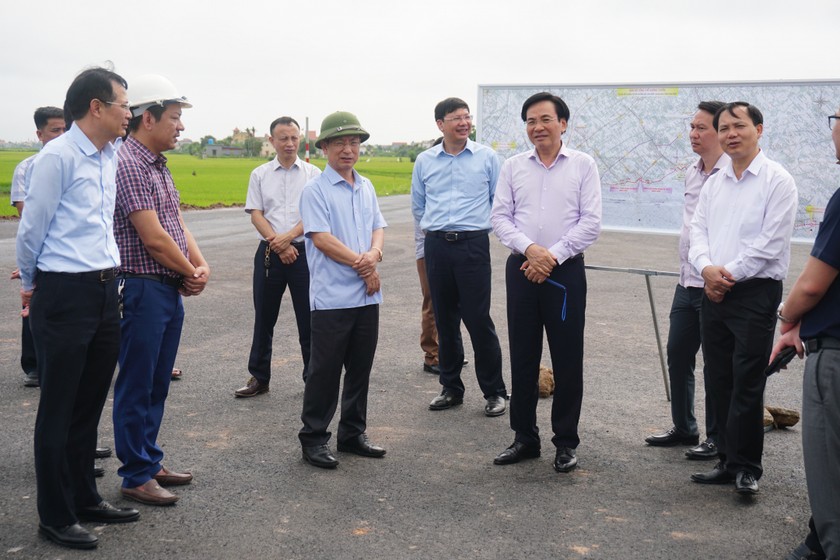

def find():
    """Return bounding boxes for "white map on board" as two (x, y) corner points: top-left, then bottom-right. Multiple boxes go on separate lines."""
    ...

(478, 83), (840, 239)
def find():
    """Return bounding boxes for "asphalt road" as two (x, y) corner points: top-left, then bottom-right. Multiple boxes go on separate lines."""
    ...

(0, 196), (813, 559)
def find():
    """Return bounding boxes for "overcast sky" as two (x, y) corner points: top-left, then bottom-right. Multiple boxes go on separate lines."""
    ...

(2, 0), (838, 145)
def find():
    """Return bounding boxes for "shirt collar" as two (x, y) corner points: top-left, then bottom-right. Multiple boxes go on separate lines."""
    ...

(125, 135), (167, 167)
(694, 152), (730, 176)
(68, 122), (122, 158)
(723, 148), (765, 180)
(324, 164), (360, 189)
(434, 138), (476, 158)
(271, 156), (302, 171)
(527, 142), (568, 169)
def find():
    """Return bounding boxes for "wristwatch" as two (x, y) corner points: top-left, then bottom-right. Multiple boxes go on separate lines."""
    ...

(777, 302), (794, 324)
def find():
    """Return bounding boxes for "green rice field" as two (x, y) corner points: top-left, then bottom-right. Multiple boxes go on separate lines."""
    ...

(0, 151), (414, 218)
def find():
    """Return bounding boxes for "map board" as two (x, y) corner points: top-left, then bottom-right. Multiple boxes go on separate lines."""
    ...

(477, 81), (840, 240)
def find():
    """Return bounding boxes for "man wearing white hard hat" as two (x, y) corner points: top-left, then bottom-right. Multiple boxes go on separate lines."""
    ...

(113, 74), (209, 505)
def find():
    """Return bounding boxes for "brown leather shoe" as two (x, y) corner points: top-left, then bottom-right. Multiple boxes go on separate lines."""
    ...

(234, 376), (269, 398)
(121, 480), (178, 506)
(154, 466), (193, 486)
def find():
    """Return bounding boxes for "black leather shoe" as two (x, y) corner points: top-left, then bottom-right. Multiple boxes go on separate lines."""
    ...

(423, 363), (440, 374)
(93, 464), (104, 478)
(484, 395), (507, 417)
(494, 442), (540, 465)
(38, 523), (98, 549)
(554, 447), (578, 472)
(76, 500), (140, 524)
(337, 434), (386, 458)
(302, 444), (339, 469)
(95, 446), (112, 459)
(735, 471), (759, 494)
(645, 427), (699, 447)
(429, 390), (463, 410)
(23, 370), (39, 387)
(685, 439), (718, 460)
(691, 461), (734, 484)
(785, 540), (827, 560)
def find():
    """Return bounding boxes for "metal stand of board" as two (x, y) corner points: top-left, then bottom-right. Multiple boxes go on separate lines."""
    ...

(585, 264), (679, 402)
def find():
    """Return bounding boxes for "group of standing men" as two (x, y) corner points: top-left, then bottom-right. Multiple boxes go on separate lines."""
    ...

(15, 68), (207, 550)
(11, 70), (839, 556)
(643, 99), (840, 557)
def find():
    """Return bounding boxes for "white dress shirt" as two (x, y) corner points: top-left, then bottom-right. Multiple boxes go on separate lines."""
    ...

(689, 150), (798, 282)
(245, 157), (321, 242)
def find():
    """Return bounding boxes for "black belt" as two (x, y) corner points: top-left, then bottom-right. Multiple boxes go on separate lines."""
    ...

(120, 273), (183, 288)
(259, 240), (305, 249)
(39, 268), (118, 283)
(804, 336), (840, 356)
(427, 230), (489, 242)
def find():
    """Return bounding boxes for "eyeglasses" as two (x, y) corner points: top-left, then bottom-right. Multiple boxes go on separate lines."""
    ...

(99, 99), (131, 111)
(526, 116), (558, 127)
(830, 115), (840, 130)
(443, 114), (473, 123)
(329, 138), (361, 148)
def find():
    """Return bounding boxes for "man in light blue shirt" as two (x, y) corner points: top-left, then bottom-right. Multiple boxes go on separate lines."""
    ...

(298, 111), (387, 469)
(16, 67), (139, 550)
(411, 97), (508, 417)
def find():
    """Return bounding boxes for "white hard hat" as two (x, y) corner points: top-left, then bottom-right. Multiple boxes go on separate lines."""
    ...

(129, 74), (192, 118)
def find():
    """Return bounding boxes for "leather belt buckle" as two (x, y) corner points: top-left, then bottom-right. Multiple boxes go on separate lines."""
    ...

(444, 232), (459, 242)
(99, 268), (115, 282)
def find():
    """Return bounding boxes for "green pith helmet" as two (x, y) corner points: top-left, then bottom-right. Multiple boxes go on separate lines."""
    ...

(315, 111), (370, 149)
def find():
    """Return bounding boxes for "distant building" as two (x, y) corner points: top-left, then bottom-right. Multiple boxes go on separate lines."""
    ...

(203, 145), (245, 158)
(260, 135), (275, 159)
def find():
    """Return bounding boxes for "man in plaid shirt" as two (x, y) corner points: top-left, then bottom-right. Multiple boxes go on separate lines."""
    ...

(112, 75), (209, 506)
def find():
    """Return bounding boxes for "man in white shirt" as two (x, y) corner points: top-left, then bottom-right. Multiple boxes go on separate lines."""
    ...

(688, 102), (798, 495)
(645, 101), (728, 459)
(235, 117), (321, 397)
(10, 106), (65, 388)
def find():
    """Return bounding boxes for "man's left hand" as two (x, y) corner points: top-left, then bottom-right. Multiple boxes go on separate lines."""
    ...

(353, 250), (379, 278)
(181, 265), (210, 296)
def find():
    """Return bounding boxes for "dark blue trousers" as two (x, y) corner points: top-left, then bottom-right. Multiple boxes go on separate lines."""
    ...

(248, 241), (311, 383)
(507, 254), (586, 449)
(424, 233), (506, 399)
(114, 278), (184, 488)
(30, 271), (120, 526)
(666, 284), (718, 441)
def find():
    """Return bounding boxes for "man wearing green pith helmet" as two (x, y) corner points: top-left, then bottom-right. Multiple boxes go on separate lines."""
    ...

(297, 112), (388, 469)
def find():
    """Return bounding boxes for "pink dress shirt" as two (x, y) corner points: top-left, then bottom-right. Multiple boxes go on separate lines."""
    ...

(491, 145), (602, 263)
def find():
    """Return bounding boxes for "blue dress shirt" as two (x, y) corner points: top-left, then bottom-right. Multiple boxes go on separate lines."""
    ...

(300, 165), (387, 310)
(16, 123), (121, 290)
(411, 139), (500, 232)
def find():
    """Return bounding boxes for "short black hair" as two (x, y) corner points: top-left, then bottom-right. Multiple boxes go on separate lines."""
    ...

(270, 116), (300, 135)
(521, 92), (570, 122)
(64, 66), (128, 123)
(33, 106), (64, 130)
(713, 101), (763, 130)
(696, 100), (725, 117)
(434, 98), (469, 121)
(128, 104), (167, 133)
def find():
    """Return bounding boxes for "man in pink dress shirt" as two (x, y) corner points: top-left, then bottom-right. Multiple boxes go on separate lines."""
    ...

(490, 92), (602, 473)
